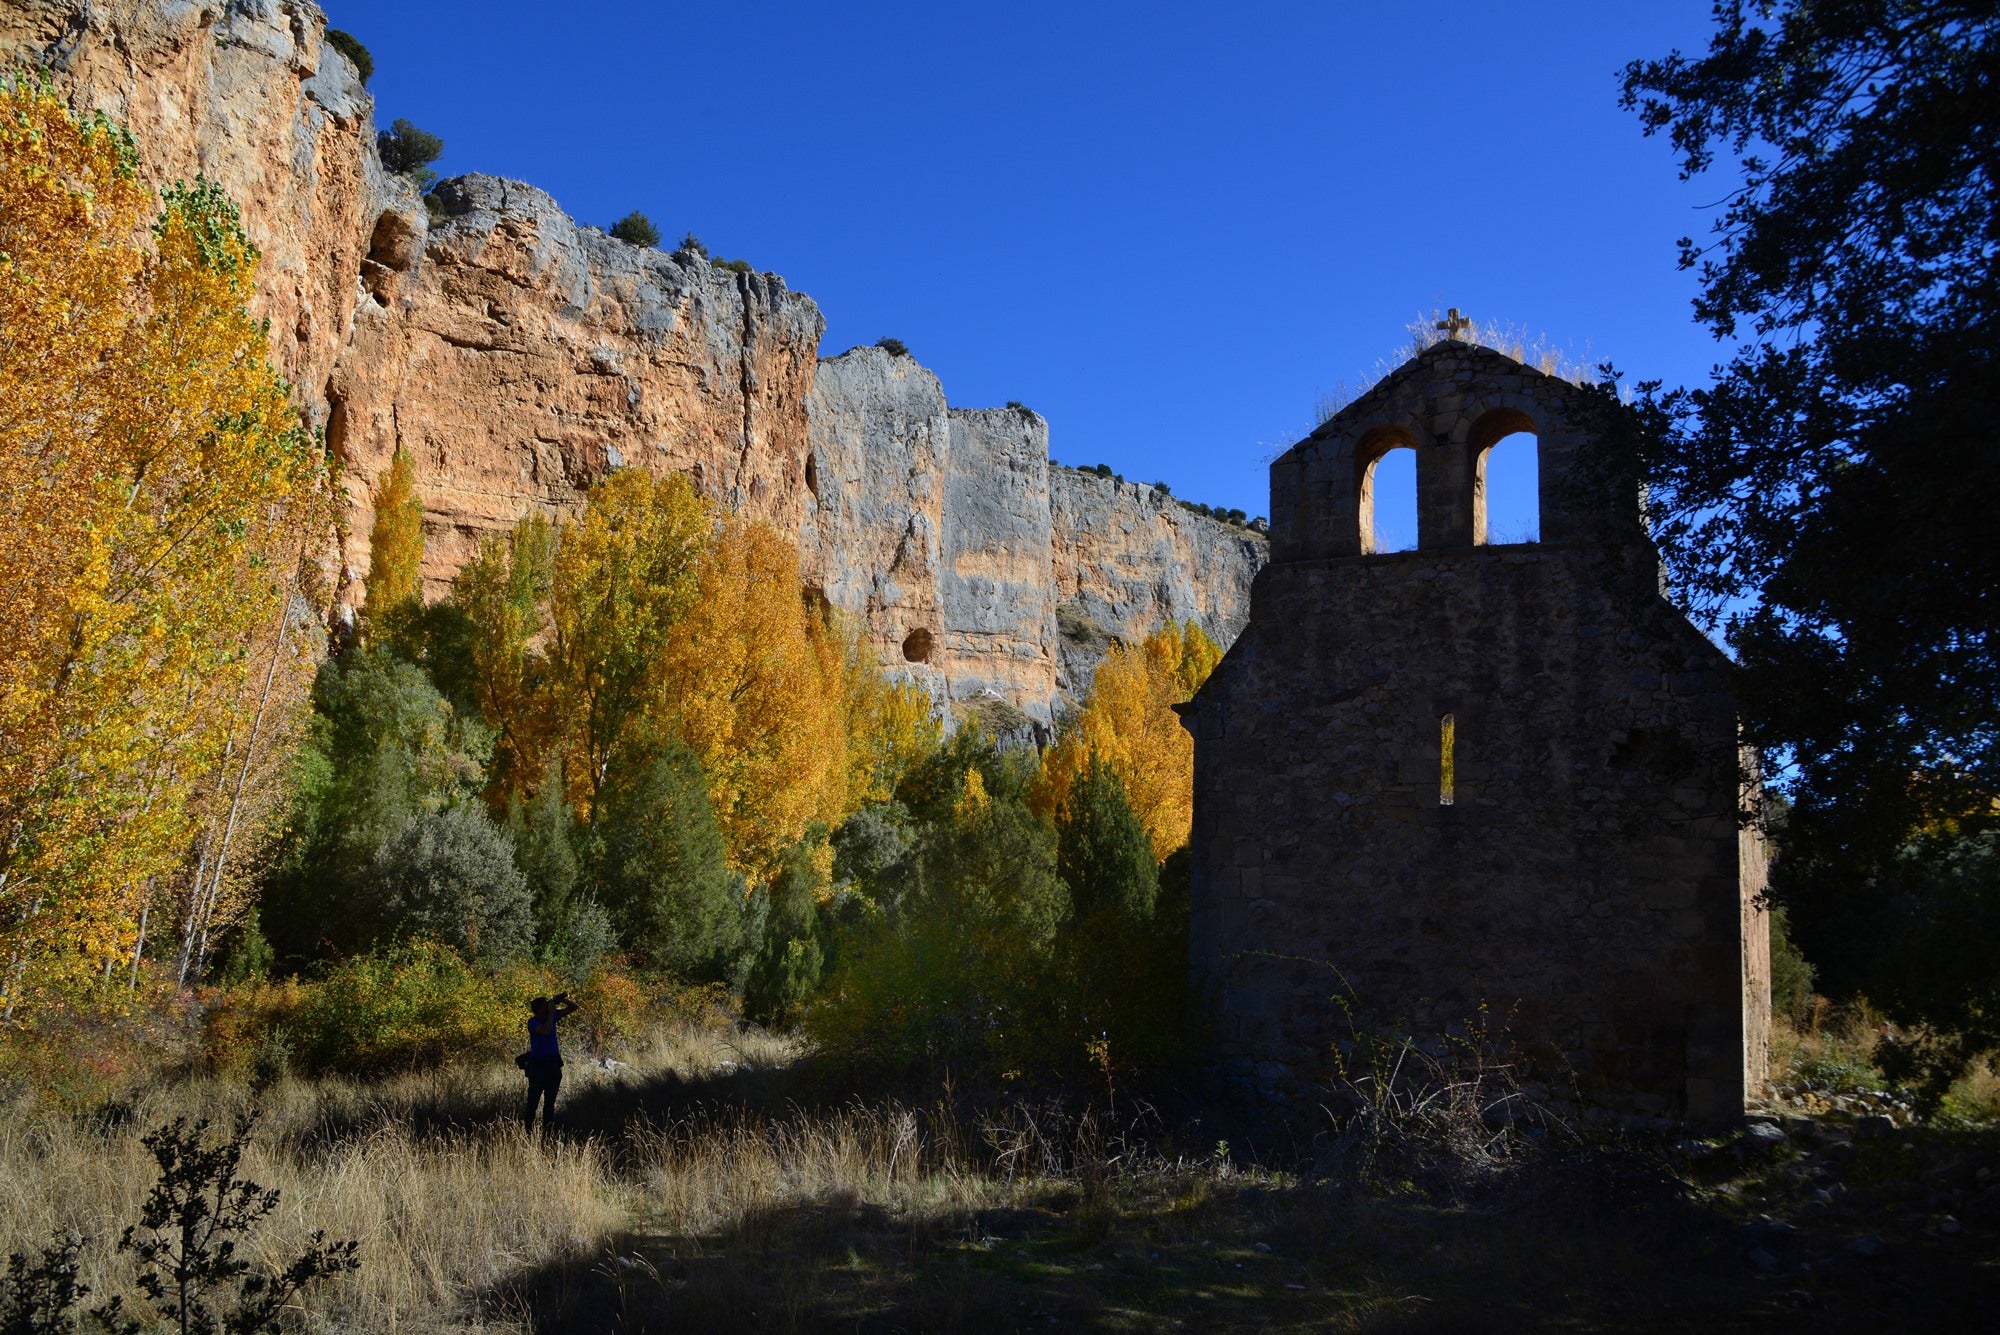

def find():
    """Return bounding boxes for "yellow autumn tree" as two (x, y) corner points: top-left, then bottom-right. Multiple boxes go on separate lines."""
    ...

(0, 80), (331, 1009)
(659, 520), (853, 875)
(833, 618), (943, 807)
(453, 512), (559, 797)
(1029, 620), (1222, 860)
(455, 472), (885, 879)
(540, 468), (710, 817)
(361, 446), (425, 628)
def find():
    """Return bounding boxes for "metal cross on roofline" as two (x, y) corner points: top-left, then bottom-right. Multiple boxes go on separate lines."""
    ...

(1436, 307), (1471, 339)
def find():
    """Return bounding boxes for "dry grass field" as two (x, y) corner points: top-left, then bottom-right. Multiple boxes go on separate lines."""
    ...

(3, 1015), (1997, 1333)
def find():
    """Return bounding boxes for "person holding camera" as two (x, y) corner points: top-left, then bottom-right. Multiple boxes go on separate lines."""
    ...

(521, 992), (578, 1137)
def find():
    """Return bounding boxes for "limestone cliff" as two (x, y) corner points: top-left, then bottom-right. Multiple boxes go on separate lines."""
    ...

(1, 0), (383, 421)
(798, 349), (951, 701)
(328, 174), (824, 602)
(1048, 468), (1268, 698)
(9, 0), (1266, 730)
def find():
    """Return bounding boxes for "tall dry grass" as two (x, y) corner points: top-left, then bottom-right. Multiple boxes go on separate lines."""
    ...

(0, 1021), (1112, 1332)
(0, 1022), (806, 1332)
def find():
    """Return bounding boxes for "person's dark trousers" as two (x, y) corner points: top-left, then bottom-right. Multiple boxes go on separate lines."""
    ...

(523, 1057), (562, 1136)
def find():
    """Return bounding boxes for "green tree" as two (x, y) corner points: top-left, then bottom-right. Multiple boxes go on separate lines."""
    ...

(811, 769), (1068, 1076)
(510, 767), (581, 933)
(609, 211), (660, 247)
(742, 832), (828, 1028)
(1058, 754), (1159, 926)
(260, 649), (490, 963)
(1055, 756), (1186, 1071)
(593, 739), (746, 980)
(363, 804), (534, 965)
(1620, 2), (2000, 1075)
(377, 118), (443, 190)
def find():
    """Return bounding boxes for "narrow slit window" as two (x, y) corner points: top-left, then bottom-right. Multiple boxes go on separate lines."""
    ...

(1440, 713), (1456, 806)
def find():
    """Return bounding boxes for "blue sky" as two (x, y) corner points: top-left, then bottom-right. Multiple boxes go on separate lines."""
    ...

(329, 0), (1725, 540)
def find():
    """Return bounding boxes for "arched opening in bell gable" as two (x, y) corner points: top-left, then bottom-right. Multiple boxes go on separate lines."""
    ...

(1470, 408), (1540, 545)
(1356, 426), (1419, 555)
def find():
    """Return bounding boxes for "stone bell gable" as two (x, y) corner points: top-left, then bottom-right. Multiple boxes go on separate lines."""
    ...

(1180, 340), (1770, 1123)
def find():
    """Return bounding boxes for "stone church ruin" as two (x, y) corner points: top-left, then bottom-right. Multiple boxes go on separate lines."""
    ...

(1179, 340), (1770, 1121)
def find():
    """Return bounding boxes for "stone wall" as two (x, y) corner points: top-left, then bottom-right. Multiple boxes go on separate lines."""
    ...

(1183, 343), (1769, 1122)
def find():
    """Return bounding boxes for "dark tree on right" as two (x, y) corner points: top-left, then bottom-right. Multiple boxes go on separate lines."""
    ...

(1621, 1), (2000, 1105)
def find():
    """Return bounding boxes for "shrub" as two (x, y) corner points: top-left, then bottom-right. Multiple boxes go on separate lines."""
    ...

(712, 257), (753, 274)
(377, 118), (443, 190)
(676, 231), (708, 258)
(119, 1113), (360, 1332)
(323, 29), (374, 85)
(570, 968), (646, 1051)
(1769, 904), (1816, 1026)
(201, 980), (304, 1078)
(609, 211), (660, 247)
(0, 1230), (111, 1334)
(363, 803), (536, 965)
(287, 942), (522, 1075)
(875, 337), (909, 357)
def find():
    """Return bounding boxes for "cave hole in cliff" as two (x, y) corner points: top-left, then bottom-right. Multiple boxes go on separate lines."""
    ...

(902, 628), (934, 664)
(805, 453), (820, 500)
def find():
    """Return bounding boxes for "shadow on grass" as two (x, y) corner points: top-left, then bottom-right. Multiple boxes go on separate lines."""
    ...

(289, 1043), (840, 1154)
(282, 1055), (2000, 1331)
(463, 1147), (1793, 1333)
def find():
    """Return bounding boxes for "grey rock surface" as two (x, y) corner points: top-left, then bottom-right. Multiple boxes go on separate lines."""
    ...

(1049, 467), (1268, 699)
(801, 348), (951, 705)
(940, 406), (1061, 745)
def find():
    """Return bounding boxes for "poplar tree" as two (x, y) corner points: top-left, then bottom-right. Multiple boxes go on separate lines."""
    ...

(0, 82), (331, 1005)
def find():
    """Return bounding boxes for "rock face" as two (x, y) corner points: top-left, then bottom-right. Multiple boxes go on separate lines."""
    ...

(1049, 469), (1267, 698)
(13, 0), (1266, 727)
(802, 351), (1268, 736)
(1, 0), (383, 423)
(328, 174), (824, 602)
(799, 349), (951, 701)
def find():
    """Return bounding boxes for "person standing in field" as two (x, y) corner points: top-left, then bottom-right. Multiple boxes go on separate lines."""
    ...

(522, 992), (578, 1137)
